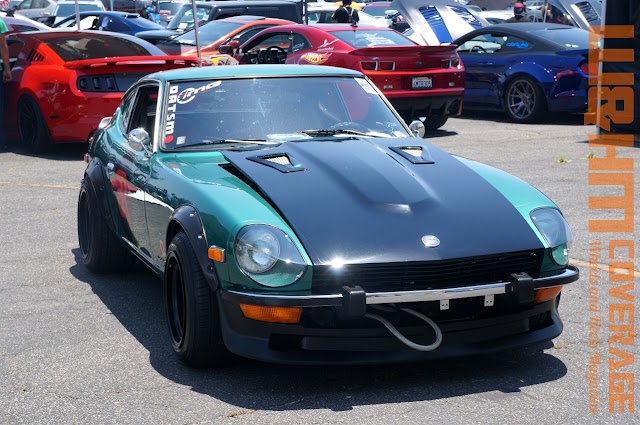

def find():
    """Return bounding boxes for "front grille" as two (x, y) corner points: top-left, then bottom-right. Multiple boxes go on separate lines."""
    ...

(312, 250), (544, 292)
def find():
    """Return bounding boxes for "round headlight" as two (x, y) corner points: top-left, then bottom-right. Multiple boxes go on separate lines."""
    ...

(531, 208), (573, 265)
(235, 225), (307, 287)
(236, 227), (280, 274)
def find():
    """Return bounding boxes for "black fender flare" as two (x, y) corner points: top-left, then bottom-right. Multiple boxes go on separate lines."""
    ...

(84, 157), (117, 234)
(167, 205), (220, 291)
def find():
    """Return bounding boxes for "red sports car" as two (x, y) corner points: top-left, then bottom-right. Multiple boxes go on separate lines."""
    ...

(4, 31), (199, 152)
(229, 24), (464, 129)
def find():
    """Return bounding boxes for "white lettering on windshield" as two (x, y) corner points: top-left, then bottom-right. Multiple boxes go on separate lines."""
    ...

(177, 81), (222, 105)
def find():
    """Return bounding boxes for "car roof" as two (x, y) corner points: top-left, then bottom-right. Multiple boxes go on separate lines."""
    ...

(145, 64), (362, 82)
(12, 30), (142, 41)
(480, 22), (581, 33)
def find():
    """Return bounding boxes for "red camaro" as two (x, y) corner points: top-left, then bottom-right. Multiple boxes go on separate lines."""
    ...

(229, 24), (464, 130)
(4, 31), (199, 152)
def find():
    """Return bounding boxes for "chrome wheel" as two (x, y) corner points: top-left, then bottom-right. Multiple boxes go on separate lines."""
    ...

(505, 77), (543, 123)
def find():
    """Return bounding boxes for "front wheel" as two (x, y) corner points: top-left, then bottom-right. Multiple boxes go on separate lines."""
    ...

(164, 231), (230, 367)
(505, 77), (544, 123)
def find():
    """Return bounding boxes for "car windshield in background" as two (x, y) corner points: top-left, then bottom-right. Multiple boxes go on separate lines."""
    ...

(44, 35), (164, 61)
(162, 76), (410, 150)
(168, 6), (211, 31)
(158, 1), (186, 14)
(172, 21), (243, 45)
(55, 4), (102, 16)
(330, 30), (415, 48)
(533, 28), (588, 50)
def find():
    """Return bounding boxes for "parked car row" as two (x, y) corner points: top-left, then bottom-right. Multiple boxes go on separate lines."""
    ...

(0, 0), (593, 155)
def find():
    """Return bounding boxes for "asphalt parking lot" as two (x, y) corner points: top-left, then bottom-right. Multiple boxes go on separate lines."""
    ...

(1, 111), (638, 424)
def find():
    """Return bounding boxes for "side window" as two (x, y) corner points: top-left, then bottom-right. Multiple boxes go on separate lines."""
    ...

(11, 24), (40, 32)
(119, 89), (139, 134)
(250, 33), (291, 51)
(235, 27), (267, 45)
(291, 33), (311, 52)
(127, 85), (160, 146)
(17, 0), (32, 10)
(457, 33), (506, 53)
(501, 35), (532, 52)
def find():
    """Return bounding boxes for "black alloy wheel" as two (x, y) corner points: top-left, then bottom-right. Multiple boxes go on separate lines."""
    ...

(18, 96), (51, 154)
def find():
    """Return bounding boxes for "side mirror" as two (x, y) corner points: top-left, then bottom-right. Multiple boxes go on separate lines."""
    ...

(219, 40), (240, 54)
(409, 120), (425, 138)
(127, 127), (151, 153)
(44, 16), (55, 26)
(98, 116), (112, 130)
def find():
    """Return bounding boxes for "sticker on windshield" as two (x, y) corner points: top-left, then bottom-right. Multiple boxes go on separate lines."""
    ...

(360, 34), (396, 47)
(355, 78), (377, 94)
(165, 84), (179, 144)
(177, 81), (222, 104)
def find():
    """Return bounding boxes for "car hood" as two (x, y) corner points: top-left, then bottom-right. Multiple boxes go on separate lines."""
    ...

(391, 0), (489, 45)
(216, 137), (544, 266)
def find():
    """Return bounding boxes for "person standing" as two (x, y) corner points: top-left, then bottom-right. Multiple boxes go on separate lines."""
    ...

(0, 16), (12, 149)
(332, 0), (359, 25)
(505, 3), (528, 23)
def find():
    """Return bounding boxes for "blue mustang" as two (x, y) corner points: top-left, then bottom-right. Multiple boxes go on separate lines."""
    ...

(454, 23), (589, 123)
(54, 11), (163, 36)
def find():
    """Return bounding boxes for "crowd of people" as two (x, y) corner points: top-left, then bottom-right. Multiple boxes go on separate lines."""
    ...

(505, 1), (571, 25)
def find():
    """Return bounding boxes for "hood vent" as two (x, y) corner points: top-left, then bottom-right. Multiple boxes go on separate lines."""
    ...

(248, 153), (306, 173)
(390, 146), (435, 164)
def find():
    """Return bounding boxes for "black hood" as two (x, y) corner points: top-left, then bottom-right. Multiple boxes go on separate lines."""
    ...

(223, 138), (543, 266)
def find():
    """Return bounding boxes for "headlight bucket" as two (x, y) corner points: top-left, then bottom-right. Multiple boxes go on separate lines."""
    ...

(235, 225), (306, 287)
(530, 208), (572, 266)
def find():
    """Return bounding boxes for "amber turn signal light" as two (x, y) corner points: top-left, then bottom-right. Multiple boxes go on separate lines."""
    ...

(207, 246), (225, 262)
(239, 304), (302, 324)
(534, 287), (562, 304)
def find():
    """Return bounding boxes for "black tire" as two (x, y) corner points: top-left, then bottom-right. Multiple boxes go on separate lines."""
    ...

(164, 231), (230, 367)
(77, 177), (133, 273)
(423, 116), (449, 131)
(504, 76), (545, 123)
(18, 95), (51, 154)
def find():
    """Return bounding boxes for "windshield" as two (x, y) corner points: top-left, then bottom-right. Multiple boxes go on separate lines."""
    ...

(330, 29), (415, 48)
(158, 1), (186, 14)
(161, 76), (410, 150)
(172, 21), (242, 46)
(55, 4), (102, 16)
(45, 35), (164, 61)
(167, 5), (210, 31)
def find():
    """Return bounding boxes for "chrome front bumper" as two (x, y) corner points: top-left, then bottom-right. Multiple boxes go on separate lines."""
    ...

(223, 266), (579, 311)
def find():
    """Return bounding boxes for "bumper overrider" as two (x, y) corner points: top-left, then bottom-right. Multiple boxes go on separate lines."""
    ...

(218, 266), (579, 364)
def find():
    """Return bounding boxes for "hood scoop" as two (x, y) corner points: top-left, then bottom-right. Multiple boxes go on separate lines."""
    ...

(390, 145), (435, 164)
(247, 153), (306, 173)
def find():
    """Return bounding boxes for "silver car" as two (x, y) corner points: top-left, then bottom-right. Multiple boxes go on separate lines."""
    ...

(14, 0), (56, 21)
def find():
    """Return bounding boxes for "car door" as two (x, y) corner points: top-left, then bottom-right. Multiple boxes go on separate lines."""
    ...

(458, 31), (535, 109)
(104, 83), (159, 259)
(456, 31), (507, 108)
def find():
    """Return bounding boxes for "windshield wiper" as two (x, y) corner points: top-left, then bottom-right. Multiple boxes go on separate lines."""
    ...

(301, 129), (379, 137)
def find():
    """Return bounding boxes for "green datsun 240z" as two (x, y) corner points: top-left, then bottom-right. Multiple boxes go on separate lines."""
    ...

(78, 65), (579, 366)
